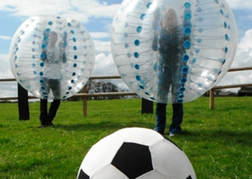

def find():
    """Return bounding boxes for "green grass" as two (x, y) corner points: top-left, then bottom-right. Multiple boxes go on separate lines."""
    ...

(0, 97), (252, 179)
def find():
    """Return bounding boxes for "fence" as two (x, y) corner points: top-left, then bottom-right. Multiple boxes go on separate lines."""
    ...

(209, 67), (252, 109)
(1, 67), (252, 117)
(0, 76), (146, 119)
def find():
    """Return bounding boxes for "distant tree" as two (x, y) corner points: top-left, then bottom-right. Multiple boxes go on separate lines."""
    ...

(67, 80), (136, 101)
(86, 80), (120, 100)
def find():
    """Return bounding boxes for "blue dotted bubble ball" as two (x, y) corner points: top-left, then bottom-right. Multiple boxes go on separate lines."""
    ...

(9, 16), (95, 100)
(111, 0), (238, 104)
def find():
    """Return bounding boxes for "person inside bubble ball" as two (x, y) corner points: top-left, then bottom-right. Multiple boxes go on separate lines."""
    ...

(38, 31), (67, 128)
(152, 8), (189, 136)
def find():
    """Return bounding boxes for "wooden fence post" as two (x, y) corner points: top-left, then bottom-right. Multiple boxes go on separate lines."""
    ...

(209, 89), (214, 109)
(83, 85), (87, 117)
(141, 98), (153, 114)
(18, 83), (30, 120)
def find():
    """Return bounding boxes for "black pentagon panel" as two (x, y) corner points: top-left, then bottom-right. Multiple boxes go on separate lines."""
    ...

(111, 142), (153, 179)
(186, 176), (192, 179)
(78, 169), (90, 179)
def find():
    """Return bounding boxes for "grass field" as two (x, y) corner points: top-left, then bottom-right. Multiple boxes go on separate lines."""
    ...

(0, 97), (252, 179)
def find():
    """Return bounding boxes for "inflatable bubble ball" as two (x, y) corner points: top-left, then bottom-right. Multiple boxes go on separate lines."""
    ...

(77, 127), (196, 179)
(9, 16), (95, 100)
(111, 0), (238, 104)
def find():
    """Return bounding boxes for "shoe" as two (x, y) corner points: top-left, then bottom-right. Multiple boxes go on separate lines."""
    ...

(37, 122), (54, 128)
(169, 131), (182, 137)
(47, 121), (54, 126)
(169, 132), (175, 137)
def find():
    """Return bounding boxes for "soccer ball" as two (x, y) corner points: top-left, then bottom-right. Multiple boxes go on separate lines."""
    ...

(77, 127), (196, 179)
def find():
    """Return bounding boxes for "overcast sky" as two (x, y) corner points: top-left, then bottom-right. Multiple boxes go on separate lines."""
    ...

(0, 0), (252, 97)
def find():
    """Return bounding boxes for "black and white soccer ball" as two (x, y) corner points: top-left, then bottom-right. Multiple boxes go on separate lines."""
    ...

(77, 127), (196, 179)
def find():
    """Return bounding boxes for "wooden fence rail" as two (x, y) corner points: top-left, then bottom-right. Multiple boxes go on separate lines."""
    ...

(209, 67), (252, 109)
(1, 67), (252, 115)
(0, 76), (138, 117)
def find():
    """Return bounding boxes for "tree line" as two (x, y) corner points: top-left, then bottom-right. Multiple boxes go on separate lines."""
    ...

(67, 80), (136, 101)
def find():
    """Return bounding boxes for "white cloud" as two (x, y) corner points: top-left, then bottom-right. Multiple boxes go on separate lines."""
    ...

(0, 54), (15, 97)
(91, 51), (128, 90)
(0, 82), (17, 97)
(231, 29), (252, 67)
(102, 1), (108, 6)
(91, 40), (119, 76)
(0, 36), (11, 40)
(0, 0), (120, 23)
(218, 29), (252, 92)
(90, 32), (110, 39)
(226, 0), (252, 10)
(93, 40), (111, 54)
(0, 54), (13, 79)
(92, 52), (118, 76)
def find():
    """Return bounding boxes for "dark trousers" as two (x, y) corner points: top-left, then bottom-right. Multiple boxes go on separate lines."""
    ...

(40, 99), (60, 125)
(41, 78), (61, 99)
(154, 103), (183, 134)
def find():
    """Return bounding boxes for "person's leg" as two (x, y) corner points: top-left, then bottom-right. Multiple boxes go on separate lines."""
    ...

(50, 79), (61, 99)
(169, 103), (183, 134)
(154, 103), (167, 134)
(47, 79), (61, 123)
(40, 99), (48, 125)
(48, 99), (61, 122)
(40, 78), (50, 99)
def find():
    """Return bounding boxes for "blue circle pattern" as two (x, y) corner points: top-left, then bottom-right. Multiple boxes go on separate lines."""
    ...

(175, 2), (192, 102)
(121, 2), (194, 103)
(10, 16), (95, 99)
(110, 0), (237, 104)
